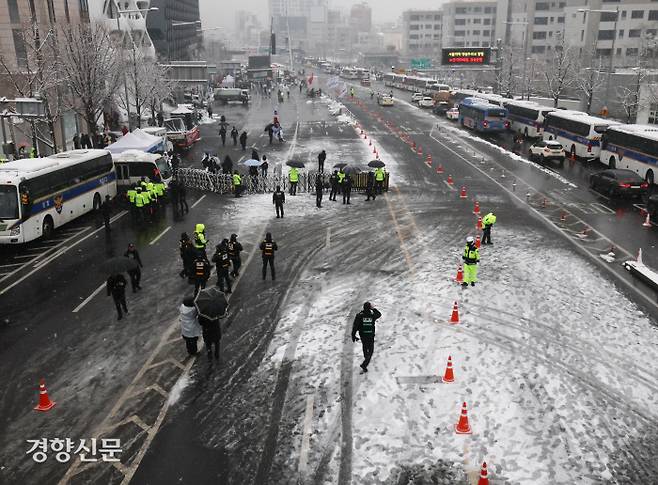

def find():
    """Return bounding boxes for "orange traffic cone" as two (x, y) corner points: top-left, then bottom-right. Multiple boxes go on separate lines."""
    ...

(560, 211), (567, 222)
(412, 141), (416, 150)
(447, 175), (454, 185)
(436, 164), (444, 174)
(34, 379), (55, 412)
(417, 145), (423, 155)
(455, 265), (463, 283)
(643, 213), (652, 227)
(426, 154), (432, 166)
(369, 139), (372, 146)
(475, 235), (481, 249)
(477, 462), (489, 485)
(473, 201), (480, 214)
(476, 217), (483, 230)
(542, 198), (547, 208)
(455, 401), (472, 434)
(373, 145), (377, 154)
(449, 301), (460, 324)
(364, 133), (367, 139)
(442, 356), (455, 383)
(460, 186), (467, 199)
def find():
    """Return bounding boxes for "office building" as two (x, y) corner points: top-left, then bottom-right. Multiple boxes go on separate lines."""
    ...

(401, 10), (443, 57)
(147, 0), (201, 61)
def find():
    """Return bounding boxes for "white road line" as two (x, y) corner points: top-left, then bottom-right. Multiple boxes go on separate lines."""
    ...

(0, 210), (128, 296)
(72, 282), (106, 313)
(326, 227), (331, 249)
(149, 226), (172, 246)
(11, 254), (37, 260)
(443, 180), (457, 190)
(0, 263), (23, 269)
(297, 393), (315, 480)
(24, 246), (58, 252)
(191, 195), (206, 209)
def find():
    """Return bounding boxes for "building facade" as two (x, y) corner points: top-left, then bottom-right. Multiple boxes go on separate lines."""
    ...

(146, 0), (201, 61)
(401, 10), (442, 57)
(442, 1), (502, 48)
(269, 0), (328, 54)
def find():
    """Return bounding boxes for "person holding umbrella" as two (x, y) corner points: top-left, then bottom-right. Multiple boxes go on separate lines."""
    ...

(374, 166), (386, 194)
(366, 171), (376, 201)
(107, 273), (128, 320)
(367, 160), (386, 199)
(239, 131), (248, 151)
(286, 160), (304, 195)
(194, 287), (228, 361)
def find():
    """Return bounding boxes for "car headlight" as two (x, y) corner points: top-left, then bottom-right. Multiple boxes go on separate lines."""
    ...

(10, 226), (20, 236)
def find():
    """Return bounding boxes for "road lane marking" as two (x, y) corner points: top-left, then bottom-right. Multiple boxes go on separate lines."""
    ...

(591, 202), (615, 214)
(149, 226), (172, 245)
(72, 282), (106, 313)
(297, 393), (315, 481)
(443, 180), (457, 191)
(326, 227), (331, 249)
(191, 195), (206, 209)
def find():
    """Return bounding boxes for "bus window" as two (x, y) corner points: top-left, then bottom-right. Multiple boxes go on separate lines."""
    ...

(0, 185), (19, 220)
(594, 125), (609, 134)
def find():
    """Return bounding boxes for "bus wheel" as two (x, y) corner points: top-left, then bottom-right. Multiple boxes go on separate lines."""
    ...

(93, 193), (102, 212)
(646, 170), (654, 187)
(608, 156), (616, 169)
(42, 216), (54, 240)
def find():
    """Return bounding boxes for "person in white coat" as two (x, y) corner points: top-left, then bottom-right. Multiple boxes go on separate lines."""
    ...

(180, 295), (202, 355)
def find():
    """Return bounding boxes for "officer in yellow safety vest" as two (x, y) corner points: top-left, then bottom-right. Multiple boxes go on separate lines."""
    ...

(288, 167), (299, 196)
(462, 236), (480, 288)
(140, 177), (148, 191)
(374, 167), (385, 194)
(233, 170), (242, 198)
(29, 147), (37, 158)
(154, 182), (165, 202)
(482, 212), (496, 245)
(337, 168), (346, 194)
(193, 223), (208, 257)
(134, 187), (145, 221)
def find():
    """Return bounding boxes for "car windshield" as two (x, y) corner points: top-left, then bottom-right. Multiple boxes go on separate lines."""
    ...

(0, 184), (19, 220)
(547, 142), (562, 149)
(156, 157), (172, 180)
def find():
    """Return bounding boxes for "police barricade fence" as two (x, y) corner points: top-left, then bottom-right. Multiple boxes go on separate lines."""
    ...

(176, 168), (389, 195)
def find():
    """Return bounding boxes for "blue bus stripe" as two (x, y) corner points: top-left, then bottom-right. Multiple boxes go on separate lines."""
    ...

(544, 127), (600, 147)
(29, 172), (116, 217)
(604, 144), (658, 166)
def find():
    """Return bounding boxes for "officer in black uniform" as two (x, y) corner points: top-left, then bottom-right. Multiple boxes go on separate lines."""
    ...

(211, 239), (232, 293)
(228, 233), (243, 277)
(192, 254), (211, 295)
(365, 171), (376, 201)
(107, 273), (128, 320)
(342, 174), (352, 205)
(315, 173), (324, 208)
(273, 185), (286, 218)
(351, 302), (382, 372)
(329, 170), (339, 201)
(124, 243), (143, 292)
(259, 232), (278, 280)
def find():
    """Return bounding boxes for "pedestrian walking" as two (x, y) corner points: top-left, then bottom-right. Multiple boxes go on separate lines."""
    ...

(318, 150), (326, 172)
(351, 302), (382, 373)
(222, 155), (233, 175)
(106, 273), (128, 320)
(329, 170), (339, 201)
(207, 105), (213, 119)
(233, 170), (242, 198)
(179, 295), (202, 356)
(374, 167), (385, 195)
(251, 148), (259, 161)
(178, 181), (189, 214)
(482, 212), (496, 245)
(366, 171), (376, 201)
(199, 315), (221, 361)
(192, 253), (211, 295)
(260, 156), (269, 177)
(289, 167), (299, 195)
(124, 243), (143, 293)
(266, 124), (274, 144)
(342, 174), (352, 205)
(260, 232), (278, 280)
(239, 131), (248, 151)
(179, 232), (194, 278)
(228, 233), (243, 277)
(231, 126), (239, 146)
(273, 185), (285, 218)
(315, 173), (323, 208)
(211, 239), (232, 293)
(101, 195), (112, 232)
(462, 236), (480, 288)
(219, 125), (227, 147)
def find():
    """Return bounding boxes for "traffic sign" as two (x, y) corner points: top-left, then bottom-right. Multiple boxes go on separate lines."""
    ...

(410, 58), (431, 69)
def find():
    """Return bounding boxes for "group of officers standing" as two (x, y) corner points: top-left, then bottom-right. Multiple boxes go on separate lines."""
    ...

(125, 177), (168, 221)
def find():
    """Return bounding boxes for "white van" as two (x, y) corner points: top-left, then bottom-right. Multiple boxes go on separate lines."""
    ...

(112, 150), (172, 191)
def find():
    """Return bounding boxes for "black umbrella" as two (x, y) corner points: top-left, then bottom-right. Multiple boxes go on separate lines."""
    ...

(286, 160), (306, 168)
(368, 159), (386, 168)
(333, 162), (348, 169)
(344, 165), (362, 174)
(99, 257), (138, 275)
(194, 286), (229, 320)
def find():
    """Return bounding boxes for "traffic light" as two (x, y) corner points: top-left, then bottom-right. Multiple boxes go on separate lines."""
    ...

(271, 33), (276, 55)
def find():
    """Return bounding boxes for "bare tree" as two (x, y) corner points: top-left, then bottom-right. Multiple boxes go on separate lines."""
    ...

(57, 24), (123, 136)
(143, 63), (176, 127)
(577, 57), (606, 114)
(542, 35), (576, 107)
(494, 44), (520, 97)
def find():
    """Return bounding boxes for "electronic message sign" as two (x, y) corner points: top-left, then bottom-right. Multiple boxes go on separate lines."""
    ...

(441, 48), (491, 65)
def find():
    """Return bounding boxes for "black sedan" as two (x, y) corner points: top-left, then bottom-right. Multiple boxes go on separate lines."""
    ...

(589, 169), (649, 198)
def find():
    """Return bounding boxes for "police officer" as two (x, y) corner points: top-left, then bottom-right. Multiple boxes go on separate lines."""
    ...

(124, 243), (143, 292)
(211, 239), (232, 293)
(337, 168), (346, 194)
(231, 126), (239, 146)
(482, 212), (497, 245)
(134, 186), (145, 221)
(329, 170), (339, 201)
(193, 223), (208, 256)
(462, 236), (480, 288)
(228, 233), (243, 277)
(351, 302), (382, 373)
(365, 171), (376, 201)
(192, 253), (211, 295)
(233, 170), (242, 198)
(239, 131), (248, 151)
(342, 174), (352, 205)
(315, 173), (324, 208)
(289, 167), (299, 195)
(273, 185), (285, 218)
(179, 232), (194, 278)
(154, 181), (165, 203)
(178, 180), (189, 214)
(374, 167), (385, 195)
(318, 150), (326, 172)
(126, 186), (137, 218)
(107, 273), (128, 320)
(219, 125), (227, 147)
(260, 232), (278, 280)
(100, 195), (112, 232)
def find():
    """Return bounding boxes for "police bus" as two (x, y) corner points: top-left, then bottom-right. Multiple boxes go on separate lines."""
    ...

(112, 150), (172, 191)
(542, 110), (620, 160)
(458, 101), (509, 133)
(0, 149), (116, 244)
(600, 124), (658, 186)
(504, 100), (554, 138)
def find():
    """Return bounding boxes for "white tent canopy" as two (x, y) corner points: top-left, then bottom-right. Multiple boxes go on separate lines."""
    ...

(106, 128), (165, 154)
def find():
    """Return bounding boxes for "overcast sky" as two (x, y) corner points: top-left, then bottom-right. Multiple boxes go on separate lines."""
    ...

(200, 0), (443, 31)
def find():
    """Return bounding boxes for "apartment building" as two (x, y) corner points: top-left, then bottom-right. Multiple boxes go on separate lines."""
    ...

(269, 0), (328, 53)
(401, 10), (442, 57)
(442, 1), (503, 48)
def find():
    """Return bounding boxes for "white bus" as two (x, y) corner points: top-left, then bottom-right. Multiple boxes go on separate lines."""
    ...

(542, 110), (621, 160)
(504, 100), (555, 138)
(0, 149), (116, 244)
(112, 150), (172, 191)
(600, 124), (658, 186)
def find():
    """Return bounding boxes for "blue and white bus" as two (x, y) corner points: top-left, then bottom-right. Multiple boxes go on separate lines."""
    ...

(600, 124), (658, 186)
(504, 100), (554, 138)
(0, 149), (116, 244)
(458, 101), (509, 133)
(543, 110), (620, 160)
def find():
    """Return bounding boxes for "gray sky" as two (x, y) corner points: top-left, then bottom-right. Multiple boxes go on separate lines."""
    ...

(200, 0), (443, 31)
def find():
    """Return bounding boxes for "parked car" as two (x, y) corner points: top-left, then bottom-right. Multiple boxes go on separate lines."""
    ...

(446, 107), (459, 120)
(378, 94), (394, 106)
(589, 169), (649, 198)
(433, 102), (451, 116)
(528, 140), (565, 166)
(411, 92), (424, 103)
(418, 96), (434, 108)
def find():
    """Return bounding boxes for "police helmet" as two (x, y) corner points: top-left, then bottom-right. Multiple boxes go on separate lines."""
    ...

(466, 236), (474, 243)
